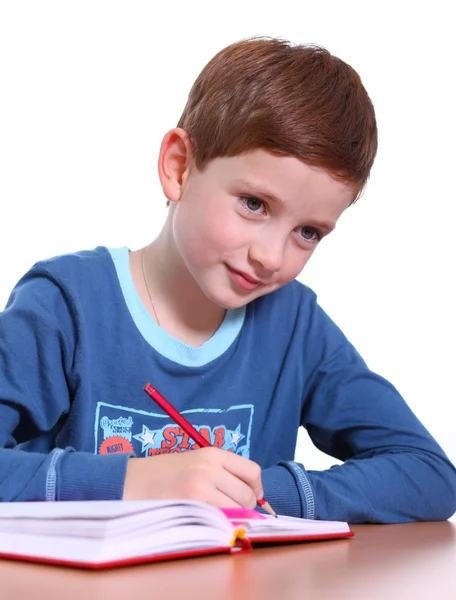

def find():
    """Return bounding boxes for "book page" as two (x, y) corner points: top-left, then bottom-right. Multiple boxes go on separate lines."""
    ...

(243, 514), (350, 539)
(0, 500), (238, 565)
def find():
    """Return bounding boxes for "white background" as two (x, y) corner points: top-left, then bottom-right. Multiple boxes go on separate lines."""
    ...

(1, 1), (455, 518)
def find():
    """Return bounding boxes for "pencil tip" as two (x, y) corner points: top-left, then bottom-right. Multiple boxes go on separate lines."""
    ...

(262, 500), (277, 519)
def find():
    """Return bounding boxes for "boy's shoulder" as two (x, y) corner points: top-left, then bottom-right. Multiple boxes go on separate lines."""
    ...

(255, 278), (317, 311)
(243, 280), (344, 362)
(34, 246), (114, 275)
(248, 278), (320, 330)
(25, 245), (124, 288)
(15, 246), (119, 301)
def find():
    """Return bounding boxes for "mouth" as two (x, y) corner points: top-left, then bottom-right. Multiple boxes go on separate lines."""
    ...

(225, 264), (262, 292)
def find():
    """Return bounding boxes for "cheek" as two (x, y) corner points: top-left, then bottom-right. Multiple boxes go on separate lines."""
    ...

(279, 249), (314, 283)
(173, 205), (231, 267)
(172, 208), (204, 263)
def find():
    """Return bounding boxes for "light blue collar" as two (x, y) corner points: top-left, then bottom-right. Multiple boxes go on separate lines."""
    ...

(108, 247), (246, 367)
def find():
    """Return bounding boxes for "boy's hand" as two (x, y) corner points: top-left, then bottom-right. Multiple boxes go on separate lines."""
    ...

(122, 447), (263, 508)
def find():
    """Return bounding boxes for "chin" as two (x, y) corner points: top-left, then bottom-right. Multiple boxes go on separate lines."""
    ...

(204, 288), (261, 311)
(209, 296), (248, 311)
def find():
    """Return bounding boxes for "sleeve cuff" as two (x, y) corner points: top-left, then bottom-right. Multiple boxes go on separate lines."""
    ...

(56, 450), (134, 501)
(260, 463), (300, 517)
(261, 461), (316, 519)
(280, 461), (316, 519)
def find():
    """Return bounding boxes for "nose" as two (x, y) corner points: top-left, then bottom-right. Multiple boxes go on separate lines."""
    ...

(248, 236), (284, 274)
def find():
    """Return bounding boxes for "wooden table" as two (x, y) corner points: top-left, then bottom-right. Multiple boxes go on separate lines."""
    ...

(1, 521), (455, 599)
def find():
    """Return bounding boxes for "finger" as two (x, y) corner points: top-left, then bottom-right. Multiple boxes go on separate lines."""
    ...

(214, 465), (258, 509)
(209, 489), (244, 509)
(219, 452), (264, 500)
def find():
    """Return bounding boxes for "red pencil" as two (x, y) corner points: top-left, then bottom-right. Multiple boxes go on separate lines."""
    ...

(143, 383), (277, 518)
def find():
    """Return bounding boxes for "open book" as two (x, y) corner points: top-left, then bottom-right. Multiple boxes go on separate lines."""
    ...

(0, 500), (353, 569)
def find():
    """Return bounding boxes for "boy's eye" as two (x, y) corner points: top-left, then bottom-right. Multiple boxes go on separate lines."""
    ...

(299, 226), (321, 242)
(241, 196), (265, 213)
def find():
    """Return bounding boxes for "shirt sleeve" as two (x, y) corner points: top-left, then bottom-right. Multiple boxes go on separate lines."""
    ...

(0, 264), (132, 502)
(289, 301), (456, 523)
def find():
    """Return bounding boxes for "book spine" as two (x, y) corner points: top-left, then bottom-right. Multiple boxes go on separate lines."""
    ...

(230, 528), (252, 553)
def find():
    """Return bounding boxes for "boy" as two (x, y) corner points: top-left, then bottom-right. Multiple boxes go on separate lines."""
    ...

(0, 37), (455, 522)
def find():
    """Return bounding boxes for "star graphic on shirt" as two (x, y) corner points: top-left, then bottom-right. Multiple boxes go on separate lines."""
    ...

(133, 425), (156, 453)
(229, 425), (244, 448)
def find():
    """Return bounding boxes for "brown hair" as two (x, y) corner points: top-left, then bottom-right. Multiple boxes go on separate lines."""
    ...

(177, 37), (377, 202)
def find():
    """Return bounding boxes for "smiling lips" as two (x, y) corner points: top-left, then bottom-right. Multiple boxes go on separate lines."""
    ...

(226, 264), (263, 291)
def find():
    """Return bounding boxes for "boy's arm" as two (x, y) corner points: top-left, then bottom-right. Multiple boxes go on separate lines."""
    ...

(0, 264), (263, 505)
(0, 445), (131, 502)
(261, 302), (456, 523)
(0, 265), (132, 501)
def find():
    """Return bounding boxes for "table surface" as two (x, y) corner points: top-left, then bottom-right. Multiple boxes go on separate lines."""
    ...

(1, 521), (455, 600)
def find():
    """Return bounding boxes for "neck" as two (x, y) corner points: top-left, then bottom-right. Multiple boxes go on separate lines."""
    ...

(134, 226), (227, 347)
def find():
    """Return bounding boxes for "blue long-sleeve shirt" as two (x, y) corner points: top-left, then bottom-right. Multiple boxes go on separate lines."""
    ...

(1, 246), (455, 521)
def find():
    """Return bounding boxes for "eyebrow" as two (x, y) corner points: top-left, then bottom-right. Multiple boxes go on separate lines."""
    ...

(234, 179), (336, 233)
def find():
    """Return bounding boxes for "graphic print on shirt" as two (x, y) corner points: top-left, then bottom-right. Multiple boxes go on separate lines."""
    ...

(94, 402), (254, 458)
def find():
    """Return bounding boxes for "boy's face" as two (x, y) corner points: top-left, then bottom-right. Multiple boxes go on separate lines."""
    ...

(170, 149), (354, 309)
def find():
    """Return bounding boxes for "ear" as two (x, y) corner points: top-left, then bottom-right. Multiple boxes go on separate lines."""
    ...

(158, 128), (193, 203)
